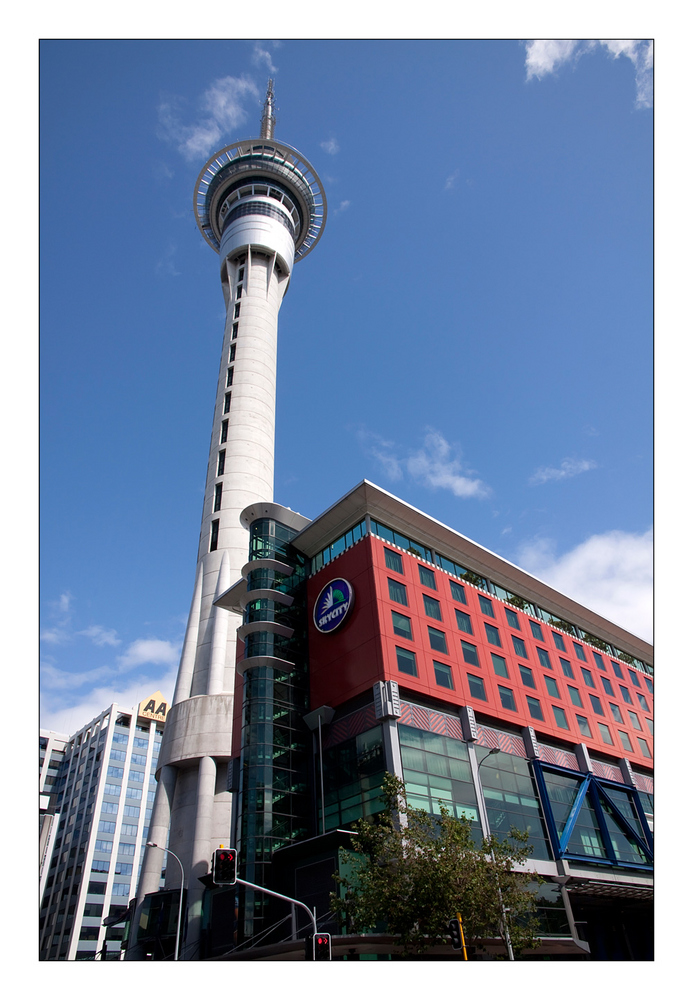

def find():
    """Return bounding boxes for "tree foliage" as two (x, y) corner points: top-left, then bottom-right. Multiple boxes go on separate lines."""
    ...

(331, 773), (541, 957)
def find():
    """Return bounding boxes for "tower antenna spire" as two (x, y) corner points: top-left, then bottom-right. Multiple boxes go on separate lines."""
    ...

(260, 78), (276, 139)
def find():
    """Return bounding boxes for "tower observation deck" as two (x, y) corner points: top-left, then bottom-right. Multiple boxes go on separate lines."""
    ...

(132, 81), (326, 959)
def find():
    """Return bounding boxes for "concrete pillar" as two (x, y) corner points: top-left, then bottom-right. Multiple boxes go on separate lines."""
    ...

(182, 756), (217, 959)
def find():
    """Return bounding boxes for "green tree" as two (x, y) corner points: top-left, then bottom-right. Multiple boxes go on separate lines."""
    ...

(331, 773), (541, 958)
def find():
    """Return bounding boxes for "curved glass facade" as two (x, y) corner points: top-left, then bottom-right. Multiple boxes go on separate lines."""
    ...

(236, 516), (310, 944)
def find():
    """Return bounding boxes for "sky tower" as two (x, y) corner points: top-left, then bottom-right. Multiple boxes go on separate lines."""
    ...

(134, 81), (326, 957)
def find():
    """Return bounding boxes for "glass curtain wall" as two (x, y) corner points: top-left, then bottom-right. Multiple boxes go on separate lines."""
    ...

(237, 518), (311, 944)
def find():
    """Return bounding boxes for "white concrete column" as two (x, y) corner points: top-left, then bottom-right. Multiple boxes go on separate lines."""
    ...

(183, 756), (217, 958)
(173, 563), (204, 704)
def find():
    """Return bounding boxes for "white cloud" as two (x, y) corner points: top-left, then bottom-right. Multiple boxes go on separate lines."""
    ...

(41, 663), (114, 691)
(529, 458), (597, 485)
(524, 39), (653, 109)
(332, 200), (351, 216)
(362, 428), (490, 500)
(117, 638), (181, 671)
(40, 667), (178, 736)
(40, 627), (70, 644)
(321, 138), (340, 155)
(77, 625), (121, 647)
(516, 527), (653, 641)
(407, 430), (491, 499)
(524, 40), (582, 79)
(157, 76), (259, 162)
(251, 42), (279, 75)
(444, 168), (460, 191)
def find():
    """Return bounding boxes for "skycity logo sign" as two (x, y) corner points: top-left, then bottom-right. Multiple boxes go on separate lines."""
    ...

(313, 578), (354, 634)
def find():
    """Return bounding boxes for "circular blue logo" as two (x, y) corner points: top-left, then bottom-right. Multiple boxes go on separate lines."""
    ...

(313, 578), (354, 634)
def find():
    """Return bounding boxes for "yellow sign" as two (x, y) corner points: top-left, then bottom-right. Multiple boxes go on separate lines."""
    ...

(138, 691), (169, 722)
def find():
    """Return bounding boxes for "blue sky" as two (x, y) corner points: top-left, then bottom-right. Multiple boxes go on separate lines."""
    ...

(38, 39), (653, 734)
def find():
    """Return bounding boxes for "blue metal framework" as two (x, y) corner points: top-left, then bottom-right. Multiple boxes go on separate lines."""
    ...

(531, 761), (653, 871)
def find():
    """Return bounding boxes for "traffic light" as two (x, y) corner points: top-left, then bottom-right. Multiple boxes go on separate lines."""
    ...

(307, 933), (331, 960)
(448, 916), (463, 950)
(212, 848), (237, 885)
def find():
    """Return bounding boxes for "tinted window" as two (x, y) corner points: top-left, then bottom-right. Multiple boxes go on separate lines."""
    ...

(418, 565), (436, 589)
(384, 548), (403, 573)
(388, 579), (408, 606)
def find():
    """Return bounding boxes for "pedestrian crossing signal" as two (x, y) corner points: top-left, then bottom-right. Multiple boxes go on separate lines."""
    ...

(212, 848), (237, 885)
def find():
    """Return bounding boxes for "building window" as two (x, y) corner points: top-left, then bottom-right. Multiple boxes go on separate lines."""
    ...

(226, 367), (234, 387)
(220, 420), (228, 443)
(592, 650), (606, 670)
(234, 302), (240, 318)
(467, 673), (487, 701)
(551, 631), (566, 652)
(98, 820), (116, 834)
(214, 483), (222, 512)
(433, 661), (454, 689)
(568, 686), (583, 707)
(637, 693), (650, 713)
(519, 664), (535, 689)
(384, 548), (403, 573)
(423, 594), (442, 620)
(526, 696), (543, 721)
(232, 322), (239, 339)
(491, 653), (509, 678)
(552, 706), (570, 730)
(106, 766), (123, 779)
(598, 723), (614, 745)
(529, 620), (543, 641)
(573, 642), (587, 662)
(478, 595), (494, 617)
(536, 648), (552, 670)
(118, 842), (136, 856)
(505, 608), (520, 630)
(498, 686), (517, 711)
(619, 685), (633, 705)
(627, 669), (641, 688)
(512, 635), (528, 659)
(449, 580), (467, 604)
(601, 676), (614, 696)
(460, 640), (480, 667)
(94, 841), (112, 854)
(619, 731), (633, 752)
(455, 609), (473, 634)
(391, 611), (412, 640)
(559, 658), (574, 679)
(628, 711), (642, 731)
(589, 694), (605, 716)
(644, 676), (653, 693)
(545, 676), (560, 699)
(396, 647), (417, 677)
(581, 667), (595, 689)
(224, 392), (231, 414)
(610, 660), (624, 679)
(388, 578), (408, 606)
(418, 565), (436, 589)
(637, 737), (651, 758)
(229, 343), (236, 363)
(484, 623), (502, 647)
(610, 703), (624, 724)
(235, 284), (242, 299)
(104, 784), (120, 796)
(646, 717), (653, 735)
(428, 626), (448, 654)
(576, 716), (592, 738)
(210, 519), (220, 552)
(217, 450), (226, 476)
(91, 860), (109, 873)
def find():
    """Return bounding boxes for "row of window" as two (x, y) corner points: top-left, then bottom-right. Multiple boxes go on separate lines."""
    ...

(393, 645), (651, 756)
(373, 530), (652, 676)
(210, 268), (245, 551)
(93, 840), (138, 856)
(387, 581), (651, 713)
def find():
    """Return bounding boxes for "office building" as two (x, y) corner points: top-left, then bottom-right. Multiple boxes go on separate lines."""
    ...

(39, 693), (169, 960)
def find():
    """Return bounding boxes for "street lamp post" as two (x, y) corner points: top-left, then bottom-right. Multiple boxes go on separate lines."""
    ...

(476, 748), (515, 961)
(146, 842), (184, 961)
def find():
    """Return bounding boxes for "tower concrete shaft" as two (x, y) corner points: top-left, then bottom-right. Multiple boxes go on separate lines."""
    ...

(132, 84), (326, 959)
